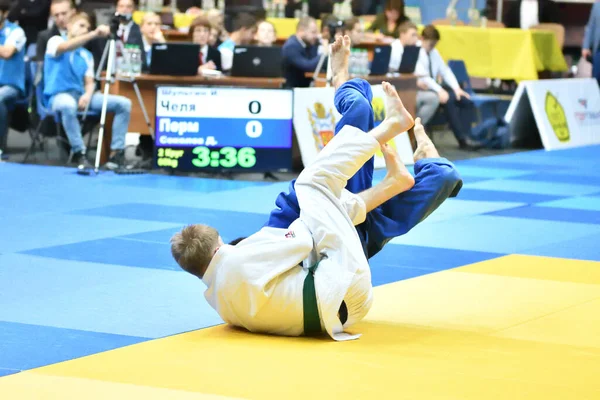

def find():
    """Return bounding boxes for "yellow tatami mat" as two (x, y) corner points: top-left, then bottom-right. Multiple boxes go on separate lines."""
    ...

(2, 255), (600, 399)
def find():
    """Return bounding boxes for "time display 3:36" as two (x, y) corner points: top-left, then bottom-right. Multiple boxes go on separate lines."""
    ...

(192, 146), (257, 169)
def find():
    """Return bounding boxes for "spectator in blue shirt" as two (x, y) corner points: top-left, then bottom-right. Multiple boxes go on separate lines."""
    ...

(0, 0), (27, 157)
(44, 12), (132, 170)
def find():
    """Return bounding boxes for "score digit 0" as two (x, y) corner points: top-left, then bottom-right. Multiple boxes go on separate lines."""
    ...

(246, 100), (263, 138)
(248, 101), (261, 115)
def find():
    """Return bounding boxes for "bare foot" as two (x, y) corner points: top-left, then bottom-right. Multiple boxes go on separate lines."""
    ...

(330, 35), (351, 90)
(372, 82), (415, 145)
(381, 143), (415, 193)
(412, 118), (440, 162)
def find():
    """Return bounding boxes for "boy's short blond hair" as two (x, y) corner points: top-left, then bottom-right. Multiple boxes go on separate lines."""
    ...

(141, 11), (161, 26)
(171, 224), (220, 278)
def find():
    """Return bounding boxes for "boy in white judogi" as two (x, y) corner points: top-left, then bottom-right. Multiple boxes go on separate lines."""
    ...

(170, 37), (415, 341)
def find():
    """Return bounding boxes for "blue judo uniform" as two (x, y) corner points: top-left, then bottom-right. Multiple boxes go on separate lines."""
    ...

(266, 79), (463, 259)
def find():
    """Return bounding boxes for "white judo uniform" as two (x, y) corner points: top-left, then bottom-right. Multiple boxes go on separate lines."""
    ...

(202, 126), (381, 341)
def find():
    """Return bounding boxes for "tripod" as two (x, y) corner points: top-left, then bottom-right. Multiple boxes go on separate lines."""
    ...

(79, 34), (154, 175)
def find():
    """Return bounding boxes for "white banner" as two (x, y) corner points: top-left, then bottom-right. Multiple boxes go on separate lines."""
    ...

(505, 78), (600, 150)
(293, 85), (415, 170)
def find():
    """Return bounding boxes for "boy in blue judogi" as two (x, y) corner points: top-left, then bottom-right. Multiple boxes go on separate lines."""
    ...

(265, 60), (462, 259)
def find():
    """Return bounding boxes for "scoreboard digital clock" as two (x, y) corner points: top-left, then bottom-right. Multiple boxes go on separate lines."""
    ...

(154, 86), (294, 172)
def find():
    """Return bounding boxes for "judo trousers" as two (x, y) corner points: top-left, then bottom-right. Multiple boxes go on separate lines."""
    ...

(295, 126), (381, 338)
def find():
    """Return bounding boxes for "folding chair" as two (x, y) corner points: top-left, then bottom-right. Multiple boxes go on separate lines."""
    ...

(2, 58), (34, 155)
(447, 59), (512, 145)
(23, 62), (100, 163)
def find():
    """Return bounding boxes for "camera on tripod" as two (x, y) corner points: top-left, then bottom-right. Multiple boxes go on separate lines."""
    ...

(110, 12), (132, 36)
(327, 20), (344, 44)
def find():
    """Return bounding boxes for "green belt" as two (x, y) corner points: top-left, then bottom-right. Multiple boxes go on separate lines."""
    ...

(303, 261), (322, 335)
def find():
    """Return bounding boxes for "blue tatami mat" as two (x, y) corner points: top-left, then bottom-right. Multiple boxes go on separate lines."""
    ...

(105, 173), (269, 192)
(0, 214), (180, 254)
(514, 171), (600, 187)
(390, 215), (600, 253)
(450, 188), (565, 204)
(23, 237), (178, 271)
(70, 204), (269, 241)
(0, 321), (145, 374)
(0, 254), (222, 338)
(466, 179), (600, 197)
(519, 232), (600, 262)
(538, 196), (600, 212)
(488, 206), (600, 225)
(370, 243), (502, 270)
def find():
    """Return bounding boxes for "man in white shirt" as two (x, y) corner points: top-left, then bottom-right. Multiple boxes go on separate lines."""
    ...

(506, 0), (559, 30)
(416, 25), (481, 150)
(139, 12), (165, 71)
(389, 21), (440, 127)
(171, 36), (416, 341)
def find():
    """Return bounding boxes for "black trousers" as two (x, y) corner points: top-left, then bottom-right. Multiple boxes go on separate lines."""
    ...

(443, 86), (476, 142)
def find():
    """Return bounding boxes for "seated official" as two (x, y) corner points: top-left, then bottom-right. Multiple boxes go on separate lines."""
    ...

(209, 23), (222, 48)
(218, 13), (257, 72)
(0, 0), (26, 158)
(282, 17), (326, 88)
(389, 22), (439, 127)
(254, 20), (276, 47)
(207, 9), (228, 46)
(114, 0), (144, 59)
(416, 25), (480, 150)
(190, 16), (222, 74)
(388, 21), (419, 72)
(140, 12), (166, 72)
(367, 0), (410, 39)
(44, 13), (132, 169)
(341, 17), (364, 46)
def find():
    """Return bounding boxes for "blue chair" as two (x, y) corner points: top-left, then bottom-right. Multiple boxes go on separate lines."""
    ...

(1, 59), (34, 154)
(447, 59), (512, 145)
(25, 43), (37, 62)
(593, 52), (600, 86)
(23, 62), (100, 163)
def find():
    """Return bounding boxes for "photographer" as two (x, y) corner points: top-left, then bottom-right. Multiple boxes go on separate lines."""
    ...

(44, 12), (132, 170)
(140, 12), (166, 72)
(114, 0), (144, 57)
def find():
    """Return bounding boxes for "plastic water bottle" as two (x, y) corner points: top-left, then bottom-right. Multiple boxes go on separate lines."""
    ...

(349, 49), (357, 76)
(301, 0), (309, 18)
(276, 2), (285, 18)
(130, 45), (142, 77)
(363, 50), (371, 76)
(119, 46), (131, 78)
